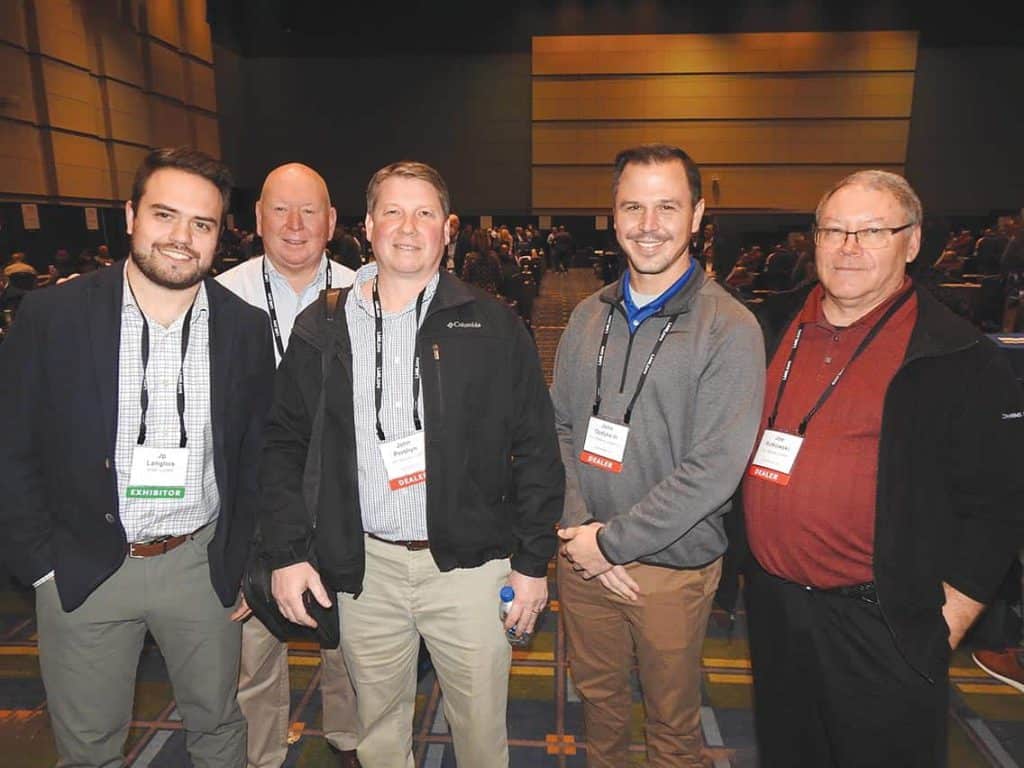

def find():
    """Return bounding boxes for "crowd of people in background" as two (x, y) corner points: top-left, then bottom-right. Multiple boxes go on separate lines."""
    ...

(3, 210), (1024, 341)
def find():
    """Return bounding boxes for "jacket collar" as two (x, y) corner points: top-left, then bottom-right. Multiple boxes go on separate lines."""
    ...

(762, 280), (979, 362)
(293, 269), (477, 352)
(85, 263), (126, 448)
(84, 265), (234, 452)
(904, 284), (979, 361)
(599, 265), (708, 318)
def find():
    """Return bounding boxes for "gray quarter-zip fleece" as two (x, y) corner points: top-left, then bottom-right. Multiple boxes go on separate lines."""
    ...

(551, 269), (765, 568)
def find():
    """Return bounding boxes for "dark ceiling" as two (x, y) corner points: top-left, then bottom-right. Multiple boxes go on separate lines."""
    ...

(207, 0), (1024, 58)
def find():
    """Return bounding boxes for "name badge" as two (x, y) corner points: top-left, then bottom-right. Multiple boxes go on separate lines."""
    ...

(748, 429), (804, 486)
(379, 431), (427, 491)
(127, 447), (188, 499)
(580, 416), (629, 473)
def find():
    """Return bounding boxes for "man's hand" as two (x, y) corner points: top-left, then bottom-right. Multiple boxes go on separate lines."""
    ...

(942, 582), (986, 649)
(596, 565), (640, 601)
(558, 522), (613, 579)
(229, 593), (252, 622)
(503, 571), (548, 639)
(271, 561), (331, 628)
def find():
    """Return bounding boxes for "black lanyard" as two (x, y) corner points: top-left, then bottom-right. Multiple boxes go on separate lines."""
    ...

(127, 276), (196, 449)
(372, 278), (426, 442)
(767, 287), (914, 436)
(262, 256), (332, 359)
(593, 303), (679, 425)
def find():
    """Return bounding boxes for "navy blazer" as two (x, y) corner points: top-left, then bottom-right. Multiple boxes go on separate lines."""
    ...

(0, 264), (275, 611)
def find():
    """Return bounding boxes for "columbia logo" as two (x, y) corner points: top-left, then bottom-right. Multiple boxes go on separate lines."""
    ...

(447, 321), (482, 329)
(1002, 412), (1023, 419)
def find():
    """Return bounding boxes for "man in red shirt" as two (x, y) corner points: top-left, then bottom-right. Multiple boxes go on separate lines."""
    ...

(742, 170), (1024, 767)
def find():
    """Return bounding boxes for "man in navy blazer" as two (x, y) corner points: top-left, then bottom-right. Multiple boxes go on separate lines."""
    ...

(0, 147), (275, 767)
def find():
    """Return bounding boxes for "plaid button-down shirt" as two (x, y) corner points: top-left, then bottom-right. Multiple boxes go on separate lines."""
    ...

(115, 269), (219, 542)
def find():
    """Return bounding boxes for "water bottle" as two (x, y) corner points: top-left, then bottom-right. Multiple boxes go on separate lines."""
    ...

(499, 586), (530, 647)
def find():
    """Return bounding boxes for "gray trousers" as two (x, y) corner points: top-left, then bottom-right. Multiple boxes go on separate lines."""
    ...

(36, 523), (246, 768)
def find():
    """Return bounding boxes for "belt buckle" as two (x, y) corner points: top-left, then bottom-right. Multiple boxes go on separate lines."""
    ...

(128, 535), (169, 559)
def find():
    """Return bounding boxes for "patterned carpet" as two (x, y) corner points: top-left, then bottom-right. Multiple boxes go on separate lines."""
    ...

(3, 267), (1024, 766)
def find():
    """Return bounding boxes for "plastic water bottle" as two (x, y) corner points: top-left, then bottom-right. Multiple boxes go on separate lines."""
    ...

(499, 586), (530, 647)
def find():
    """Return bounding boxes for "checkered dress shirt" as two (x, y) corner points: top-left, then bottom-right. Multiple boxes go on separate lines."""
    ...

(115, 270), (219, 542)
(345, 263), (437, 540)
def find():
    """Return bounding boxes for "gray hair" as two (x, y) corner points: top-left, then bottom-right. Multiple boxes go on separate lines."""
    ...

(815, 170), (922, 226)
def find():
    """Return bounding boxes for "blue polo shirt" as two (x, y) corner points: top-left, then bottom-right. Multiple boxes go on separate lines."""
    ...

(621, 259), (697, 333)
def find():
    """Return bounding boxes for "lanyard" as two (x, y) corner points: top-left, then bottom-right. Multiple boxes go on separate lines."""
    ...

(262, 256), (332, 359)
(372, 278), (426, 442)
(592, 303), (679, 425)
(767, 287), (914, 436)
(127, 276), (196, 449)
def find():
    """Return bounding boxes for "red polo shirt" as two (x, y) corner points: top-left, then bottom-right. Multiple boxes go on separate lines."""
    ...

(744, 280), (917, 588)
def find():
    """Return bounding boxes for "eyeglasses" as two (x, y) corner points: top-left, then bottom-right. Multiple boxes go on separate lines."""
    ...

(814, 223), (915, 249)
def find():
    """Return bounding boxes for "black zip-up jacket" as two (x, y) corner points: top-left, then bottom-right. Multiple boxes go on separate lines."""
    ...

(750, 282), (1024, 678)
(258, 272), (565, 595)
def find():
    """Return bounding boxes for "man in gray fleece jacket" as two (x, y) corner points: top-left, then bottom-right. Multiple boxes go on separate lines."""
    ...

(553, 144), (764, 768)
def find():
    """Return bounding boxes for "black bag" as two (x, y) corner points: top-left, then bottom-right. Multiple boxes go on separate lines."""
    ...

(242, 546), (340, 649)
(241, 287), (345, 650)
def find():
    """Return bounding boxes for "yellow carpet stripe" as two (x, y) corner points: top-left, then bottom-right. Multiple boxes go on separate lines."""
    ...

(707, 672), (753, 685)
(703, 658), (751, 669)
(0, 647), (38, 656)
(511, 667), (555, 677)
(956, 683), (1021, 696)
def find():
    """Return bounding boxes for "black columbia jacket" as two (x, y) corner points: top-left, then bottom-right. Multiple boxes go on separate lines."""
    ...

(259, 272), (564, 595)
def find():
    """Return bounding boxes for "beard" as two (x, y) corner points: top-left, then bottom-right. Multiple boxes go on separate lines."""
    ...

(130, 239), (208, 290)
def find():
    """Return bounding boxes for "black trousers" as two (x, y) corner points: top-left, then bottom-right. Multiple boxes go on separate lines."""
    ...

(745, 560), (949, 768)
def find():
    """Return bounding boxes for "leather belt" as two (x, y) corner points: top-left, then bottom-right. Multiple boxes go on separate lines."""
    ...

(367, 532), (430, 551)
(810, 581), (878, 604)
(128, 532), (193, 558)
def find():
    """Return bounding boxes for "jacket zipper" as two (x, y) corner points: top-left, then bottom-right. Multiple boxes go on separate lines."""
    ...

(616, 305), (635, 393)
(432, 343), (443, 421)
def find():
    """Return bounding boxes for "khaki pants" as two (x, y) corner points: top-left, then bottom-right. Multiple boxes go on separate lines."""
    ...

(238, 616), (359, 768)
(558, 556), (722, 768)
(36, 523), (246, 768)
(339, 535), (512, 768)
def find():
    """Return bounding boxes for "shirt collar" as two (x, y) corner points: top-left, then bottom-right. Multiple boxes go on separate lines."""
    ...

(352, 262), (439, 319)
(621, 258), (697, 333)
(803, 276), (913, 330)
(264, 252), (329, 292)
(121, 261), (209, 326)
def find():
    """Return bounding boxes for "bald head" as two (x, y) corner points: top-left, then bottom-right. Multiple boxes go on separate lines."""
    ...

(256, 163), (337, 280)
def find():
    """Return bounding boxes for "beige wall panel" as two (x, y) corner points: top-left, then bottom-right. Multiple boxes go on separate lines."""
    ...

(533, 73), (915, 121)
(32, 0), (90, 69)
(0, 119), (47, 195)
(107, 79), (152, 145)
(145, 0), (181, 48)
(149, 95), (189, 146)
(149, 42), (186, 101)
(112, 141), (150, 200)
(41, 59), (101, 134)
(533, 31), (917, 75)
(186, 59), (216, 111)
(532, 164), (905, 212)
(97, 15), (145, 86)
(0, 45), (39, 123)
(182, 0), (213, 62)
(190, 110), (219, 157)
(0, 1), (28, 47)
(532, 120), (909, 165)
(51, 130), (112, 199)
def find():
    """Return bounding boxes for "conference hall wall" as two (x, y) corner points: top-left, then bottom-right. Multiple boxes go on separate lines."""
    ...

(0, 0), (219, 264)
(532, 31), (915, 216)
